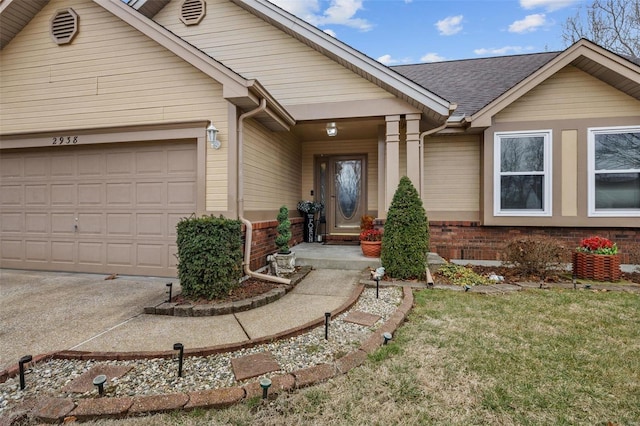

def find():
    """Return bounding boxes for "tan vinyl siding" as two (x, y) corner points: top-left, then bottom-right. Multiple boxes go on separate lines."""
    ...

(424, 134), (480, 214)
(154, 0), (394, 106)
(496, 65), (640, 123)
(302, 139), (378, 211)
(0, 0), (226, 135)
(243, 119), (302, 212)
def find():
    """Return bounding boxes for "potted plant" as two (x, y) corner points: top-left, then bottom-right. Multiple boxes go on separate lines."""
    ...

(572, 235), (621, 281)
(360, 215), (382, 257)
(297, 200), (323, 243)
(273, 205), (295, 275)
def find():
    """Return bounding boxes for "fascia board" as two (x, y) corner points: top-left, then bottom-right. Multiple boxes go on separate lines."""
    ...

(231, 0), (451, 118)
(469, 39), (640, 128)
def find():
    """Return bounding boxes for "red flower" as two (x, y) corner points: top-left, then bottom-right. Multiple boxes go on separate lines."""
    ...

(578, 236), (618, 255)
(360, 229), (383, 242)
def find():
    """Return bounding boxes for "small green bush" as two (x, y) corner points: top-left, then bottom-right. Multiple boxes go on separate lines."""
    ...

(502, 236), (566, 277)
(437, 263), (492, 286)
(176, 215), (243, 300)
(381, 176), (429, 280)
(275, 205), (292, 254)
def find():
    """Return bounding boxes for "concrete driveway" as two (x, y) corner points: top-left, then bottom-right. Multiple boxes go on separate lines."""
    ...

(0, 269), (175, 370)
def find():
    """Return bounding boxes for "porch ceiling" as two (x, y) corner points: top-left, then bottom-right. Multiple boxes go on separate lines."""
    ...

(292, 117), (382, 142)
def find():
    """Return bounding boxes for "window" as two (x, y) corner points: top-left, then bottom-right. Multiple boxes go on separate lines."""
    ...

(494, 131), (552, 216)
(588, 126), (640, 217)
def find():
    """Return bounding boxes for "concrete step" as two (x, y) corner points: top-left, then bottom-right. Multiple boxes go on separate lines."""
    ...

(291, 243), (381, 270)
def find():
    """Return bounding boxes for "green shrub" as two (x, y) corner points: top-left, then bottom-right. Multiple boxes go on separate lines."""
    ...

(502, 236), (566, 277)
(176, 215), (243, 300)
(437, 263), (492, 286)
(275, 205), (292, 254)
(380, 176), (429, 280)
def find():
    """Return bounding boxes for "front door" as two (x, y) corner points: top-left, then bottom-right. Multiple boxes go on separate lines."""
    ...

(316, 155), (367, 235)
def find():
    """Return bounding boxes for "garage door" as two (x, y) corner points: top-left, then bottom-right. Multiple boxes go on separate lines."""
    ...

(0, 141), (196, 277)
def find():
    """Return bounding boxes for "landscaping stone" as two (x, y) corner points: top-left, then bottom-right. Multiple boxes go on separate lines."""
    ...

(213, 302), (234, 315)
(128, 393), (188, 415)
(184, 387), (244, 409)
(192, 305), (214, 317)
(70, 397), (133, 421)
(335, 350), (368, 374)
(34, 398), (75, 423)
(343, 311), (381, 326)
(231, 299), (253, 312)
(173, 305), (193, 317)
(293, 364), (336, 388)
(231, 352), (281, 381)
(154, 303), (177, 316)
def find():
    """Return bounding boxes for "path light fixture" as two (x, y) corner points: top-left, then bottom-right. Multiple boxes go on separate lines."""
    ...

(584, 284), (592, 290)
(18, 355), (32, 390)
(326, 122), (337, 137)
(572, 274), (577, 290)
(372, 267), (385, 299)
(166, 282), (173, 303)
(324, 312), (331, 340)
(173, 343), (184, 377)
(383, 332), (393, 345)
(93, 374), (107, 396)
(464, 284), (471, 292)
(260, 377), (272, 399)
(207, 121), (221, 149)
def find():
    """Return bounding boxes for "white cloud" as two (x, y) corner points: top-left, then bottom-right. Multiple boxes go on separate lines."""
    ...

(474, 45), (534, 56)
(420, 52), (446, 63)
(520, 0), (579, 12)
(270, 0), (373, 31)
(376, 54), (412, 65)
(509, 14), (547, 33)
(435, 15), (464, 36)
(323, 29), (337, 38)
(268, 0), (321, 22)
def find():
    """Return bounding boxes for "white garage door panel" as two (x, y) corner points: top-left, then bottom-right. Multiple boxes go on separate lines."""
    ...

(0, 141), (196, 277)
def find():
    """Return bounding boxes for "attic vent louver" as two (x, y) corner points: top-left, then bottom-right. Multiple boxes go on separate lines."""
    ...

(180, 0), (205, 26)
(50, 8), (79, 45)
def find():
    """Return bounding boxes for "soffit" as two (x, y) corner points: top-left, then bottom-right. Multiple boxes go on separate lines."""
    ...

(0, 0), (50, 49)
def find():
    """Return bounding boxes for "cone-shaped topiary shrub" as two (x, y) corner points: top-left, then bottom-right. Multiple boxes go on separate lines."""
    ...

(275, 205), (292, 254)
(381, 176), (429, 280)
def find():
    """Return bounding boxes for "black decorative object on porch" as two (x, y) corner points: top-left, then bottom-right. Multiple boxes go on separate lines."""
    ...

(297, 201), (323, 243)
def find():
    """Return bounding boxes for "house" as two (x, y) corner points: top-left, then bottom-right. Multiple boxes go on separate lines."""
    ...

(1, 0), (638, 278)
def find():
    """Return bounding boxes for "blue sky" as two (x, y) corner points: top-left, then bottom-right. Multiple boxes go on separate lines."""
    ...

(268, 0), (588, 64)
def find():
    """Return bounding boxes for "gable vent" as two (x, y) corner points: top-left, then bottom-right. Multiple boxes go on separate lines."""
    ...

(50, 8), (79, 45)
(180, 0), (205, 26)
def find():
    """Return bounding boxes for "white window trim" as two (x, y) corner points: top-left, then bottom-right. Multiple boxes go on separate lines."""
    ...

(588, 125), (640, 217)
(493, 130), (552, 217)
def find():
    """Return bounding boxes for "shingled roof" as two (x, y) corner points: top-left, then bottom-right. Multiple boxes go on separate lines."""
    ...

(391, 52), (562, 117)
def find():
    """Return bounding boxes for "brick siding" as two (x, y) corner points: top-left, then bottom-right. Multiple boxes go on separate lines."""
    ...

(245, 218), (304, 271)
(429, 221), (639, 264)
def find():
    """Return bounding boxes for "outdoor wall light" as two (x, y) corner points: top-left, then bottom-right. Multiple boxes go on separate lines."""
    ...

(260, 377), (272, 399)
(173, 343), (184, 377)
(383, 332), (393, 345)
(18, 355), (32, 390)
(93, 374), (107, 396)
(326, 122), (337, 137)
(207, 121), (221, 149)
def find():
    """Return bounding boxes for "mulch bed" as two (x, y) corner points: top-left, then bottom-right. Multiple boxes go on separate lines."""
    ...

(171, 278), (288, 305)
(450, 264), (640, 285)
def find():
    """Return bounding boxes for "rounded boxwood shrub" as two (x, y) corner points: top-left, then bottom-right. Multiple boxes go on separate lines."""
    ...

(176, 215), (243, 300)
(381, 176), (429, 280)
(275, 205), (292, 254)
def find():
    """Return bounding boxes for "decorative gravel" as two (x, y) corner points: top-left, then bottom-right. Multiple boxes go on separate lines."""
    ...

(0, 287), (401, 414)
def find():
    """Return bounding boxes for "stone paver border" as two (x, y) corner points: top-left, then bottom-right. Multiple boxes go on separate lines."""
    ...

(0, 286), (413, 425)
(144, 266), (312, 317)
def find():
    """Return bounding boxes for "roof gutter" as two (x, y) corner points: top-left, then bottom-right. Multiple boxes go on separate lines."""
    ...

(237, 99), (291, 285)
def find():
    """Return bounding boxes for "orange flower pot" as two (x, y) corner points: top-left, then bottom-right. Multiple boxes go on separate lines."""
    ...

(572, 252), (621, 282)
(360, 241), (382, 258)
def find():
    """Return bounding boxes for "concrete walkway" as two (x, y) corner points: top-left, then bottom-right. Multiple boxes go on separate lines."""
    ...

(0, 269), (360, 369)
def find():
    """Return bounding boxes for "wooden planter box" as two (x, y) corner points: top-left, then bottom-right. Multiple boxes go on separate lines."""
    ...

(360, 241), (382, 258)
(572, 252), (621, 282)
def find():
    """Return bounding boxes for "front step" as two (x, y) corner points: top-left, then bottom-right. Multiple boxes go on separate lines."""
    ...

(291, 243), (381, 270)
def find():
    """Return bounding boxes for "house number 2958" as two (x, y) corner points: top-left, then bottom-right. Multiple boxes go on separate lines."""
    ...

(52, 136), (78, 145)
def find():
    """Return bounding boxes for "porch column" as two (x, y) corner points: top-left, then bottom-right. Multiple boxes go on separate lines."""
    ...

(384, 115), (401, 213)
(405, 113), (421, 194)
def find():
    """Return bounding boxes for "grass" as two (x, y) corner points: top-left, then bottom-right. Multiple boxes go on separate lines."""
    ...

(86, 288), (640, 425)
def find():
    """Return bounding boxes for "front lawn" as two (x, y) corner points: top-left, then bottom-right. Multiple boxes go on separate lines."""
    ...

(87, 288), (640, 425)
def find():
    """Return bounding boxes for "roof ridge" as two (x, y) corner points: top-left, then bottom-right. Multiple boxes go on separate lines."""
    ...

(392, 50), (562, 68)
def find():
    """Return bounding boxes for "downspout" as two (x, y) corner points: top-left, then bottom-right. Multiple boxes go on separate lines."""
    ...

(237, 99), (291, 285)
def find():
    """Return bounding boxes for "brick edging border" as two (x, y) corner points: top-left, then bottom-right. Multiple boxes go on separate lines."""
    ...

(1, 287), (413, 424)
